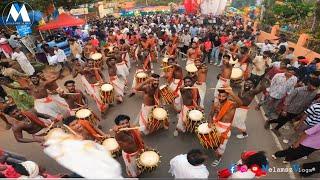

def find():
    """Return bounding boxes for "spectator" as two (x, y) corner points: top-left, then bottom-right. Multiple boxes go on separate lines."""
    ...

(272, 123), (320, 163)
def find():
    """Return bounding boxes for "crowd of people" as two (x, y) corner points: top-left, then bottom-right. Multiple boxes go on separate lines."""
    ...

(0, 12), (320, 178)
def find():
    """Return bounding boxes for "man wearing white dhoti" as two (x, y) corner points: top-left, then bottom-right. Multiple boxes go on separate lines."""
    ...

(214, 54), (232, 103)
(232, 80), (266, 139)
(11, 48), (35, 76)
(26, 73), (71, 120)
(169, 149), (209, 178)
(134, 74), (161, 135)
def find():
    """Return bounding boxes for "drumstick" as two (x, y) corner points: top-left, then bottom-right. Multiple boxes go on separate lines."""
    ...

(210, 87), (232, 90)
(63, 92), (81, 95)
(160, 65), (173, 69)
(183, 87), (198, 89)
(63, 124), (80, 136)
(118, 127), (140, 131)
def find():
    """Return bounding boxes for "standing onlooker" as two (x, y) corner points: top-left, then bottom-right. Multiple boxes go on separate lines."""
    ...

(169, 149), (209, 178)
(263, 67), (297, 120)
(272, 123), (320, 163)
(264, 79), (319, 136)
(69, 39), (83, 63)
(0, 34), (13, 58)
(181, 30), (191, 55)
(203, 37), (212, 63)
(11, 47), (35, 76)
(211, 36), (221, 65)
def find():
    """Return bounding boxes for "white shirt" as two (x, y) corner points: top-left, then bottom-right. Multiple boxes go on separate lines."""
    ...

(54, 49), (67, 62)
(169, 154), (209, 179)
(261, 43), (274, 53)
(269, 73), (297, 99)
(11, 51), (35, 75)
(181, 34), (192, 46)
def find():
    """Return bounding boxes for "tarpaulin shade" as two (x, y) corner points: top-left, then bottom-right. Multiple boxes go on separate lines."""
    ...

(184, 0), (199, 14)
(38, 13), (85, 31)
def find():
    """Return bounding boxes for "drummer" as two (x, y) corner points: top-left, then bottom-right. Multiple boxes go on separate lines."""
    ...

(194, 60), (208, 108)
(80, 59), (108, 112)
(114, 47), (129, 85)
(174, 76), (201, 137)
(232, 80), (267, 139)
(165, 40), (178, 58)
(214, 54), (232, 103)
(113, 115), (145, 178)
(2, 105), (55, 143)
(187, 42), (202, 65)
(209, 86), (243, 166)
(106, 57), (125, 104)
(250, 51), (272, 87)
(59, 80), (88, 115)
(67, 117), (108, 141)
(165, 58), (183, 112)
(135, 74), (161, 135)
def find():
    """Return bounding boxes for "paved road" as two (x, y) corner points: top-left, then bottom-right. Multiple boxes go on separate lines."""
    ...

(0, 58), (318, 178)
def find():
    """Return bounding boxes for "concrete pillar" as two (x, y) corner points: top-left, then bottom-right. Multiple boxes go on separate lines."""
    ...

(297, 33), (309, 47)
(271, 25), (279, 36)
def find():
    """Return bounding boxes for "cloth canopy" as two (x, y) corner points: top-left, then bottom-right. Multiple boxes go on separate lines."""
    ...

(38, 13), (85, 31)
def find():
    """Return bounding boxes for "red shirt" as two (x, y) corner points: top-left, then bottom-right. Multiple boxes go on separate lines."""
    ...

(204, 41), (212, 52)
(90, 39), (99, 47)
(220, 36), (229, 44)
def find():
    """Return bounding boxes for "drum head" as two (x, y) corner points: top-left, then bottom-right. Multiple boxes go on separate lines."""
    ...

(197, 123), (212, 134)
(152, 108), (167, 120)
(231, 68), (243, 79)
(76, 109), (92, 119)
(90, 53), (102, 60)
(140, 151), (160, 167)
(159, 85), (167, 90)
(136, 72), (147, 78)
(102, 138), (119, 151)
(101, 84), (114, 91)
(186, 64), (198, 73)
(162, 57), (168, 63)
(188, 110), (203, 121)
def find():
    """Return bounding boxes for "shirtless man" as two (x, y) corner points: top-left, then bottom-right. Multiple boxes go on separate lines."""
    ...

(147, 33), (158, 62)
(106, 57), (125, 103)
(165, 40), (177, 58)
(25, 73), (70, 120)
(214, 54), (232, 103)
(139, 36), (152, 71)
(83, 41), (96, 59)
(59, 80), (88, 115)
(209, 87), (242, 166)
(3, 105), (55, 143)
(113, 115), (144, 178)
(114, 47), (129, 84)
(80, 59), (108, 112)
(165, 58), (183, 112)
(174, 76), (201, 136)
(194, 60), (208, 108)
(67, 118), (108, 142)
(119, 39), (131, 69)
(187, 42), (202, 65)
(36, 71), (69, 109)
(171, 32), (179, 47)
(232, 80), (267, 139)
(236, 47), (251, 79)
(135, 74), (164, 135)
(107, 30), (117, 46)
